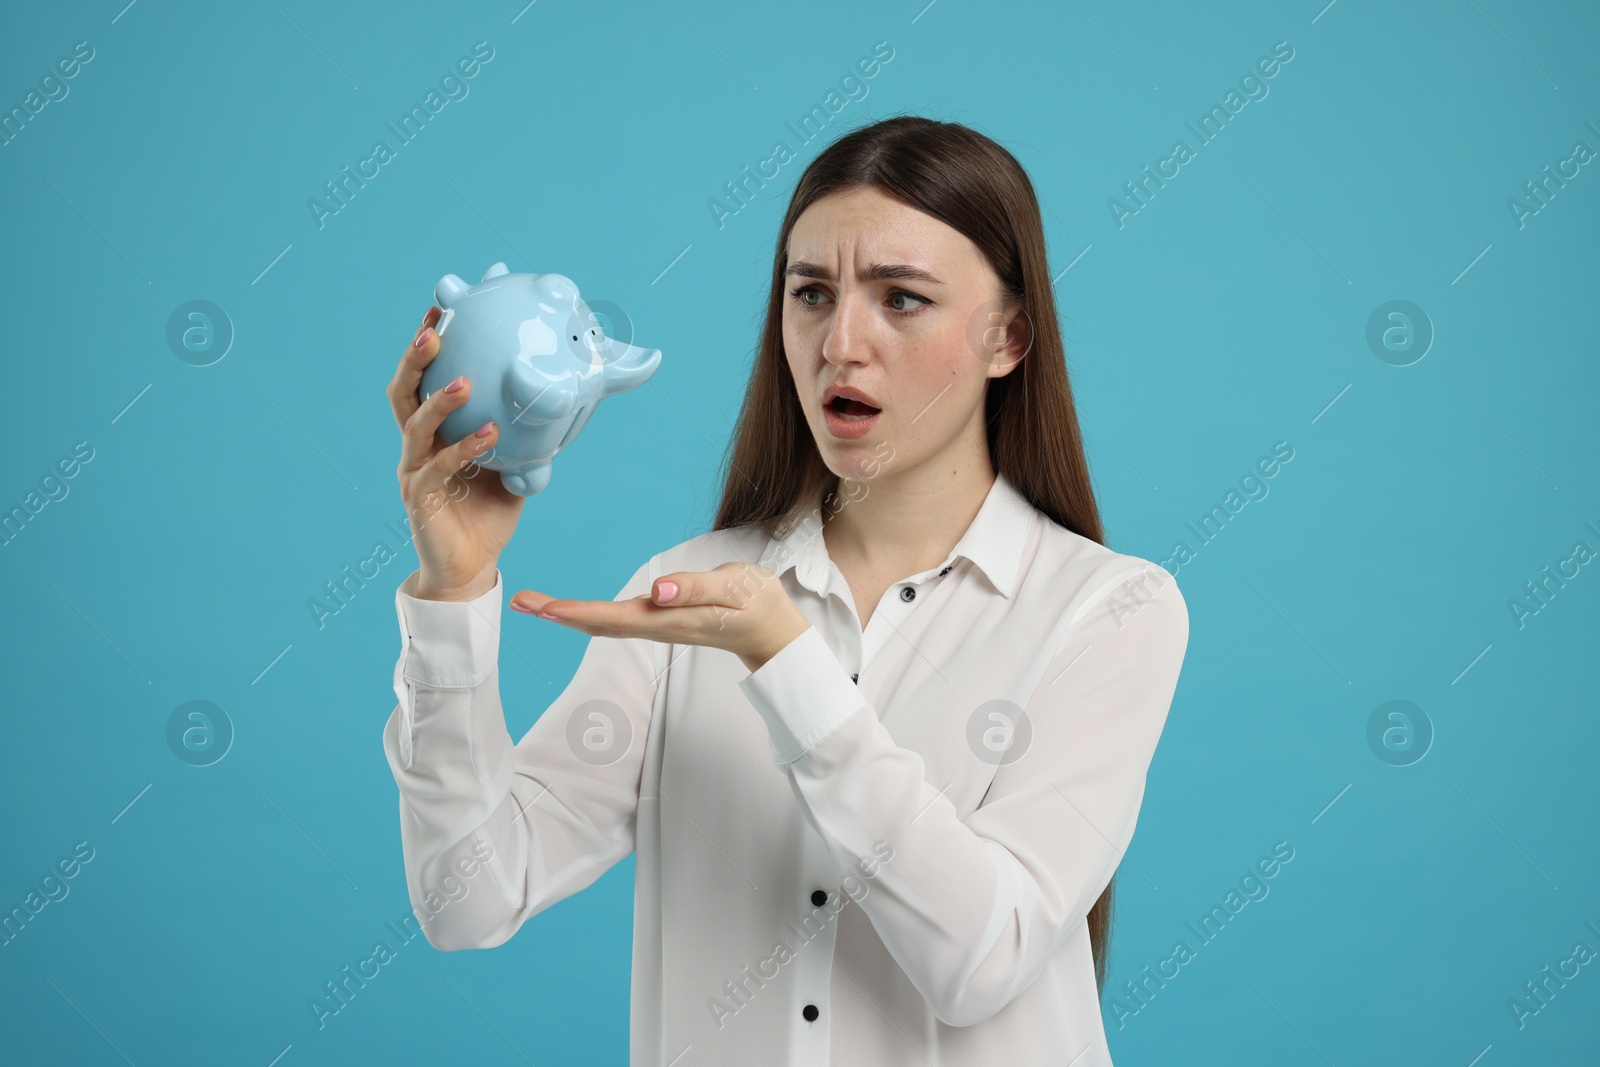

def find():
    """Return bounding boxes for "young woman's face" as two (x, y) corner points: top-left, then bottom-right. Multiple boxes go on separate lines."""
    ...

(782, 185), (1025, 484)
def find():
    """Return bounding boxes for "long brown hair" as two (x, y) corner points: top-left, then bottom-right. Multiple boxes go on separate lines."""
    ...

(709, 115), (1117, 992)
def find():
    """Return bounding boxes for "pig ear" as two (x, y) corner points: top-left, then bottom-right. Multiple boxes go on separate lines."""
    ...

(435, 273), (470, 308)
(480, 262), (510, 282)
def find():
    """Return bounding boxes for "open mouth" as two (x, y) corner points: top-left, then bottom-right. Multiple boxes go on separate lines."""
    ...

(827, 396), (881, 420)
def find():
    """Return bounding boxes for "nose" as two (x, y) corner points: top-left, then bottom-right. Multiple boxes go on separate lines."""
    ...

(820, 290), (871, 369)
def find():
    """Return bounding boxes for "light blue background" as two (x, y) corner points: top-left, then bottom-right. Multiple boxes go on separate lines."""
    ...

(2, 0), (1596, 1063)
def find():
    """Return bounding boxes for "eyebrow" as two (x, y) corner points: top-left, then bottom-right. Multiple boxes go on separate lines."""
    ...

(784, 260), (945, 285)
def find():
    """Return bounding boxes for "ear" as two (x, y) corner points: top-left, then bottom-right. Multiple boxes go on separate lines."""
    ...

(986, 301), (1033, 380)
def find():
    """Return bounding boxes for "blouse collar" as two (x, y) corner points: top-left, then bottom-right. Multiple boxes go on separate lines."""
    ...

(756, 470), (1037, 600)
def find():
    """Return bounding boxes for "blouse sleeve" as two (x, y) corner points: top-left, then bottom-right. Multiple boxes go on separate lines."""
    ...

(382, 558), (660, 951)
(736, 563), (1189, 1027)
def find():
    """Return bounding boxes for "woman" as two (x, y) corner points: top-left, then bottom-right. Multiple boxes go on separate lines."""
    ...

(383, 115), (1188, 1066)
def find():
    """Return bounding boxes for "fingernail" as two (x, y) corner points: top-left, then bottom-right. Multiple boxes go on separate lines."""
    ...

(655, 580), (679, 603)
(538, 610), (562, 620)
(414, 326), (433, 348)
(445, 376), (465, 393)
(509, 601), (535, 614)
(475, 421), (495, 437)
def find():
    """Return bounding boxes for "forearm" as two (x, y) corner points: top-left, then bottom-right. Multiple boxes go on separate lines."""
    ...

(384, 663), (525, 950)
(384, 559), (660, 951)
(736, 569), (1188, 1026)
(761, 680), (1072, 1027)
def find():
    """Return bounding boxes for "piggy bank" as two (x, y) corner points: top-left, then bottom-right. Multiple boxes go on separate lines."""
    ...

(419, 261), (662, 496)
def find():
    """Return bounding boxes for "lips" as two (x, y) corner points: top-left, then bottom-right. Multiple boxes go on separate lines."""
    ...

(823, 383), (882, 416)
(821, 385), (882, 440)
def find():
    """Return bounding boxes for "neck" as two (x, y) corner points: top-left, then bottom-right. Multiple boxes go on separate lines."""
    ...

(821, 435), (996, 577)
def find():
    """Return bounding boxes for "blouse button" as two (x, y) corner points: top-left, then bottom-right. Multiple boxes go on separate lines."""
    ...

(851, 673), (859, 684)
(939, 565), (952, 576)
(899, 586), (916, 602)
(802, 1004), (820, 1022)
(811, 889), (827, 907)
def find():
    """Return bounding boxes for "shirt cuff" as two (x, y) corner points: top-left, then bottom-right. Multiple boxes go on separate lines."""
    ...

(395, 568), (504, 687)
(737, 625), (868, 766)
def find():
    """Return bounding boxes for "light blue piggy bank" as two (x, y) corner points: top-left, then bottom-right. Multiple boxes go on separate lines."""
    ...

(419, 262), (662, 496)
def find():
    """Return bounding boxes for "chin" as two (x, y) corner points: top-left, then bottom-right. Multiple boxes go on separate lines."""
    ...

(822, 447), (894, 485)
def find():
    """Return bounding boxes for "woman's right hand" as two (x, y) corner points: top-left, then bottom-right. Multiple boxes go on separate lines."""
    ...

(388, 306), (528, 601)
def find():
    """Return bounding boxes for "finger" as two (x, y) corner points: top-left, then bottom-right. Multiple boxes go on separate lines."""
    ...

(510, 593), (687, 637)
(409, 417), (501, 504)
(507, 589), (555, 615)
(397, 332), (473, 478)
(509, 590), (624, 618)
(387, 306), (443, 431)
(505, 591), (643, 633)
(651, 565), (772, 608)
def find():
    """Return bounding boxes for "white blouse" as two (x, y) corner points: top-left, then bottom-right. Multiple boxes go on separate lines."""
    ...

(383, 471), (1189, 1066)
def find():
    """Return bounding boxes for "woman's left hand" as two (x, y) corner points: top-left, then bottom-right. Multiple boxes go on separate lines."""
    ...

(510, 562), (811, 674)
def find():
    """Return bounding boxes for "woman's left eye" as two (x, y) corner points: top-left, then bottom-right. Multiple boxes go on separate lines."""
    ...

(887, 290), (931, 314)
(788, 285), (930, 315)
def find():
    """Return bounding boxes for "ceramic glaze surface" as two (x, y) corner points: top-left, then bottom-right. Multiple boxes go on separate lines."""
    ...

(420, 262), (662, 496)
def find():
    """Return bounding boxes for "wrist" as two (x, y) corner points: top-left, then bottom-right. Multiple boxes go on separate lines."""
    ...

(410, 567), (498, 602)
(740, 611), (811, 674)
